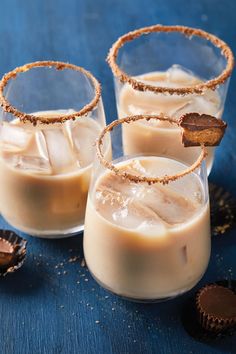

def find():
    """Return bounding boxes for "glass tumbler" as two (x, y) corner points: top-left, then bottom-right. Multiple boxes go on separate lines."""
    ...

(0, 61), (106, 238)
(84, 115), (211, 302)
(107, 25), (234, 174)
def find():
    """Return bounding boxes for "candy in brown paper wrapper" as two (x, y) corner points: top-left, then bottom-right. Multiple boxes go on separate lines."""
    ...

(0, 230), (27, 276)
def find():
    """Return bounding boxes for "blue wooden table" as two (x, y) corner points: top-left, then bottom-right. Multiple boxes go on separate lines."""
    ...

(0, 0), (235, 353)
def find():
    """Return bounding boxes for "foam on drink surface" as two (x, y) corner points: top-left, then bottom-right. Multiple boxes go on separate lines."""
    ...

(94, 157), (204, 234)
(120, 65), (221, 128)
(0, 110), (100, 175)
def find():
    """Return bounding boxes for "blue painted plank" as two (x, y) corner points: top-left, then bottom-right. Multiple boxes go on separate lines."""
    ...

(0, 0), (235, 353)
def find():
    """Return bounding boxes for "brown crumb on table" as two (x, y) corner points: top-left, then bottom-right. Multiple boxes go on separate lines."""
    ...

(214, 224), (231, 235)
(81, 258), (86, 267)
(210, 183), (236, 237)
(68, 256), (80, 263)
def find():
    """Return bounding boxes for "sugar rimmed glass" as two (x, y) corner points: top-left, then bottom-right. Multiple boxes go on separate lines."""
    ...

(107, 25), (234, 174)
(84, 115), (211, 302)
(0, 61), (107, 238)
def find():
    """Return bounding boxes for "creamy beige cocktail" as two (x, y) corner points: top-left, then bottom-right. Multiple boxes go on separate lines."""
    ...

(0, 110), (102, 237)
(0, 60), (106, 238)
(118, 65), (221, 171)
(108, 25), (234, 173)
(84, 155), (210, 300)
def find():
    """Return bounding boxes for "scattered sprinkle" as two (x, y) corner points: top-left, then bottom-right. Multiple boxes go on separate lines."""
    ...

(81, 259), (86, 267)
(68, 256), (80, 263)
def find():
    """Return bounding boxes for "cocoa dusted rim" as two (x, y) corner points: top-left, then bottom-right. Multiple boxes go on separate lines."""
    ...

(96, 115), (207, 185)
(0, 61), (101, 125)
(107, 25), (234, 95)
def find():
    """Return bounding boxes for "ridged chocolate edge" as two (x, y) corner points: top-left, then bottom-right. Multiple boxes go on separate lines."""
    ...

(0, 230), (27, 276)
(196, 284), (236, 333)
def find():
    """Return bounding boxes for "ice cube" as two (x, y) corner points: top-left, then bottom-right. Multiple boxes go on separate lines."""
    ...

(99, 159), (198, 226)
(168, 101), (193, 118)
(138, 65), (197, 88)
(3, 154), (52, 175)
(63, 119), (74, 148)
(166, 64), (201, 87)
(136, 220), (167, 237)
(95, 187), (130, 225)
(97, 165), (145, 200)
(71, 118), (100, 167)
(165, 66), (220, 117)
(140, 184), (198, 225)
(168, 93), (219, 119)
(35, 131), (49, 161)
(127, 87), (193, 123)
(204, 89), (221, 109)
(125, 159), (149, 176)
(96, 187), (127, 207)
(192, 94), (219, 116)
(96, 185), (166, 231)
(124, 199), (167, 230)
(0, 122), (33, 152)
(43, 128), (78, 174)
(32, 109), (76, 119)
(127, 104), (157, 115)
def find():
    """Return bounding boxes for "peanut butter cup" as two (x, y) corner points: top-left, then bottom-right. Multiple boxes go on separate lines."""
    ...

(179, 113), (227, 147)
(196, 284), (236, 333)
(0, 230), (27, 276)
